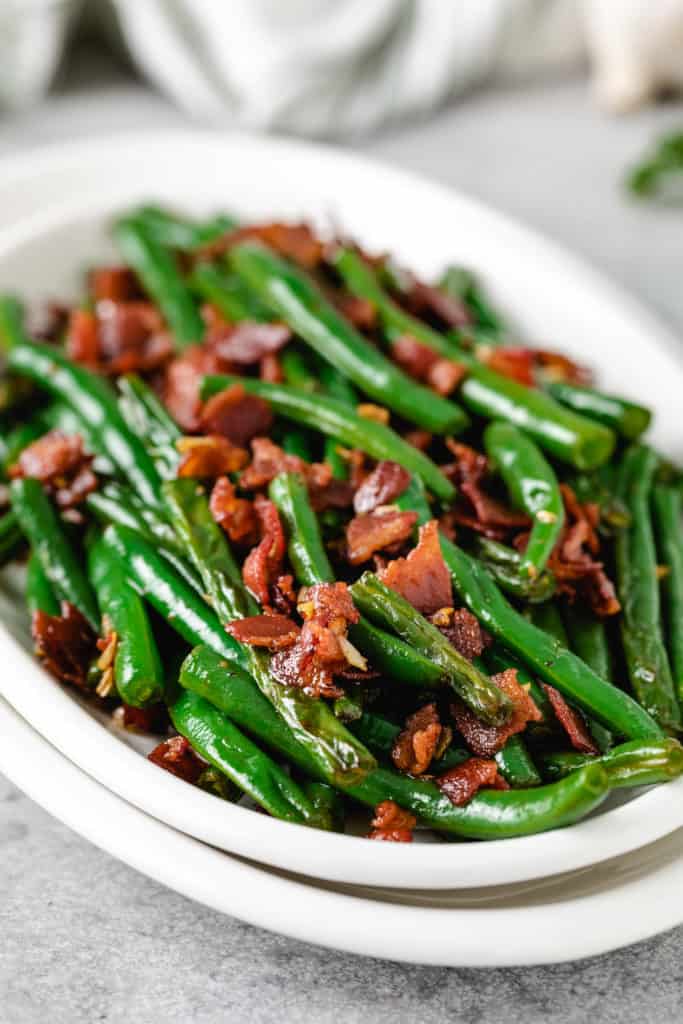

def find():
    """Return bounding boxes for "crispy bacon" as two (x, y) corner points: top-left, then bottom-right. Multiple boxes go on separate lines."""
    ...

(392, 703), (451, 776)
(444, 440), (530, 540)
(346, 510), (418, 565)
(200, 384), (274, 448)
(163, 345), (226, 432)
(392, 335), (466, 396)
(272, 573), (296, 615)
(31, 602), (97, 689)
(437, 757), (509, 807)
(89, 266), (139, 302)
(335, 293), (377, 331)
(542, 684), (600, 755)
(67, 301), (172, 376)
(379, 520), (453, 615)
(121, 703), (169, 734)
(208, 321), (291, 364)
(353, 460), (410, 514)
(242, 496), (286, 608)
(239, 439), (342, 513)
(10, 430), (97, 509)
(259, 352), (283, 382)
(404, 430), (432, 452)
(176, 436), (249, 479)
(227, 613), (300, 650)
(195, 221), (325, 269)
(367, 800), (416, 842)
(271, 582), (360, 699)
(484, 347), (536, 387)
(535, 349), (592, 386)
(426, 358), (468, 396)
(452, 668), (542, 756)
(402, 278), (472, 329)
(431, 607), (491, 662)
(148, 736), (205, 784)
(209, 476), (258, 545)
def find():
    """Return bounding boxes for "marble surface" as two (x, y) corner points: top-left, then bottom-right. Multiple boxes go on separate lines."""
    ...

(2, 51), (683, 1024)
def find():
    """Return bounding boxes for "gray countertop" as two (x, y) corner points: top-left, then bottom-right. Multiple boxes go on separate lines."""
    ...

(2, 52), (683, 1024)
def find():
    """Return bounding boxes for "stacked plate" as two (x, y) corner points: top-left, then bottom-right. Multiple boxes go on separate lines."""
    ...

(1, 134), (682, 967)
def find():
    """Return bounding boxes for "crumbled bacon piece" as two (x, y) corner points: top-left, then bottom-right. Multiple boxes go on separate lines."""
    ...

(402, 278), (472, 329)
(242, 496), (286, 608)
(392, 335), (466, 396)
(200, 384), (274, 448)
(542, 684), (600, 755)
(148, 736), (205, 784)
(437, 757), (509, 807)
(208, 321), (291, 364)
(271, 582), (360, 699)
(444, 440), (530, 540)
(67, 301), (172, 376)
(404, 430), (432, 452)
(346, 510), (418, 565)
(89, 266), (139, 302)
(209, 476), (258, 545)
(259, 352), (283, 382)
(452, 669), (542, 756)
(195, 221), (325, 269)
(227, 613), (301, 650)
(392, 703), (451, 776)
(379, 520), (453, 615)
(484, 347), (536, 387)
(121, 703), (169, 734)
(336, 294), (377, 331)
(10, 430), (98, 509)
(535, 349), (592, 386)
(272, 573), (296, 614)
(31, 602), (97, 689)
(367, 800), (416, 842)
(176, 435), (249, 479)
(353, 460), (411, 514)
(431, 607), (491, 662)
(163, 345), (228, 432)
(66, 309), (100, 367)
(239, 438), (345, 512)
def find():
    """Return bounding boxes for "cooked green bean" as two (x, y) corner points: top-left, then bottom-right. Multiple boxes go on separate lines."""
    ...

(538, 737), (683, 789)
(652, 485), (683, 702)
(546, 381), (651, 440)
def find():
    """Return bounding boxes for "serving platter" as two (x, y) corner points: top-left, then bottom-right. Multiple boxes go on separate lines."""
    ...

(0, 132), (682, 891)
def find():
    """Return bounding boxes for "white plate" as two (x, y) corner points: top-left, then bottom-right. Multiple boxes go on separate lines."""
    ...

(0, 132), (682, 892)
(3, 692), (683, 967)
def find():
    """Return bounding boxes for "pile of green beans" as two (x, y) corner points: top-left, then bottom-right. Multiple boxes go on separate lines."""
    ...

(1, 202), (681, 847)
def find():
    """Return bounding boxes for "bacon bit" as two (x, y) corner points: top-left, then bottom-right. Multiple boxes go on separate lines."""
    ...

(444, 440), (530, 540)
(392, 703), (452, 776)
(542, 684), (600, 754)
(367, 800), (416, 842)
(357, 403), (390, 425)
(379, 520), (453, 615)
(195, 221), (325, 269)
(353, 460), (411, 514)
(392, 334), (467, 396)
(66, 309), (100, 367)
(176, 436), (248, 479)
(259, 352), (283, 382)
(31, 603), (97, 689)
(452, 669), (542, 757)
(209, 321), (291, 364)
(89, 266), (139, 303)
(403, 278), (472, 329)
(404, 430), (433, 452)
(163, 345), (228, 432)
(535, 349), (592, 386)
(227, 613), (300, 650)
(437, 757), (509, 807)
(272, 573), (296, 615)
(346, 509), (418, 565)
(200, 384), (274, 448)
(120, 703), (169, 734)
(148, 736), (205, 784)
(336, 294), (377, 331)
(432, 607), (491, 662)
(426, 358), (468, 396)
(242, 496), (286, 608)
(200, 303), (229, 332)
(209, 476), (258, 545)
(532, 484), (620, 617)
(271, 582), (359, 699)
(10, 430), (98, 509)
(67, 302), (172, 376)
(484, 347), (536, 387)
(239, 439), (341, 516)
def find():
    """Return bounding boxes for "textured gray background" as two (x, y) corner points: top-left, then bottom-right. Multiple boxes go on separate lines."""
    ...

(2, 48), (683, 1024)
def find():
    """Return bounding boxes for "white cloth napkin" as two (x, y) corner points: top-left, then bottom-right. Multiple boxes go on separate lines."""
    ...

(5, 0), (683, 136)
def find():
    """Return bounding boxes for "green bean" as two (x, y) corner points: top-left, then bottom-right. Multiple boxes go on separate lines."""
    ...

(268, 471), (447, 689)
(0, 295), (34, 412)
(300, 780), (345, 832)
(615, 445), (680, 731)
(484, 421), (564, 578)
(163, 478), (376, 786)
(180, 644), (610, 838)
(7, 340), (161, 508)
(538, 737), (683, 789)
(188, 262), (272, 322)
(562, 603), (613, 686)
(113, 216), (204, 347)
(133, 206), (238, 250)
(0, 509), (24, 566)
(169, 689), (321, 825)
(88, 532), (164, 706)
(546, 381), (651, 440)
(332, 248), (615, 470)
(351, 573), (513, 726)
(474, 537), (557, 603)
(438, 265), (505, 340)
(117, 373), (181, 479)
(652, 485), (683, 701)
(10, 478), (99, 628)
(494, 734), (542, 788)
(1, 418), (47, 477)
(228, 242), (469, 435)
(25, 552), (59, 617)
(202, 375), (455, 503)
